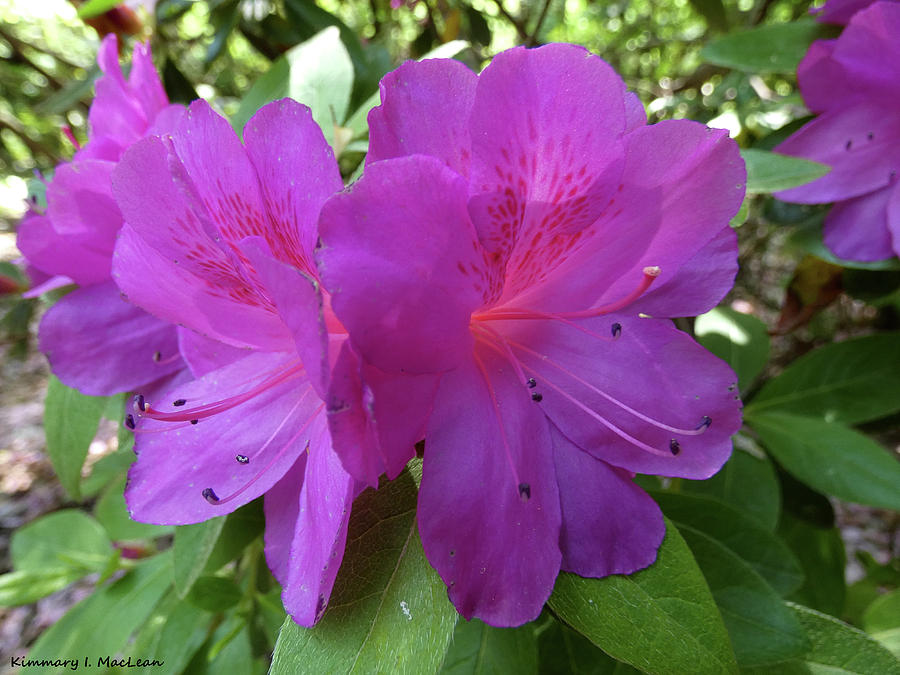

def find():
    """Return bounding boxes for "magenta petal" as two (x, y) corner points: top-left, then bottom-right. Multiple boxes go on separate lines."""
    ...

(775, 103), (900, 203)
(797, 40), (844, 113)
(551, 427), (664, 577)
(632, 226), (738, 318)
(264, 454), (308, 587)
(128, 41), (169, 121)
(113, 224), (290, 350)
(829, 3), (900, 100)
(823, 185), (897, 261)
(177, 328), (250, 378)
(239, 237), (330, 397)
(39, 281), (182, 396)
(467, 44), (627, 270)
(318, 156), (487, 374)
(126, 352), (320, 525)
(889, 182), (900, 257)
(419, 351), (561, 627)
(277, 411), (360, 626)
(367, 59), (477, 177)
(243, 99), (343, 273)
(624, 92), (647, 132)
(45, 160), (120, 244)
(16, 213), (110, 286)
(504, 315), (739, 479)
(516, 121), (743, 314)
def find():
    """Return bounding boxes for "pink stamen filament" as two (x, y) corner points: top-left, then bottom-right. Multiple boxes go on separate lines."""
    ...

(476, 266), (660, 323)
(62, 125), (81, 150)
(141, 362), (305, 422)
(205, 397), (323, 507)
(472, 349), (522, 488)
(473, 323), (529, 387)
(503, 336), (710, 436)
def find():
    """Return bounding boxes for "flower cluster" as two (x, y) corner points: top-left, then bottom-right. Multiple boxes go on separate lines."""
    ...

(19, 40), (745, 627)
(776, 1), (900, 261)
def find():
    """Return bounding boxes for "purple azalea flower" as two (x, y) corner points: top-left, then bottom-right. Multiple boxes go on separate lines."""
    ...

(111, 98), (364, 626)
(775, 2), (900, 261)
(317, 44), (745, 627)
(812, 0), (895, 24)
(16, 34), (186, 395)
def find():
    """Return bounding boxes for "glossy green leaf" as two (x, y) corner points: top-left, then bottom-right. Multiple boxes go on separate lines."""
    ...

(76, 0), (119, 17)
(25, 553), (174, 674)
(537, 617), (632, 674)
(746, 333), (900, 424)
(750, 412), (900, 510)
(742, 148), (831, 194)
(778, 512), (846, 617)
(94, 476), (174, 541)
(677, 525), (808, 666)
(651, 492), (803, 595)
(203, 499), (265, 573)
(695, 307), (769, 392)
(680, 445), (781, 530)
(173, 517), (227, 598)
(743, 603), (900, 675)
(80, 444), (134, 498)
(271, 460), (458, 675)
(43, 375), (110, 499)
(0, 568), (86, 606)
(701, 20), (835, 73)
(548, 518), (738, 675)
(863, 590), (900, 657)
(232, 58), (290, 134)
(127, 599), (210, 675)
(11, 509), (113, 572)
(440, 619), (537, 674)
(186, 575), (243, 612)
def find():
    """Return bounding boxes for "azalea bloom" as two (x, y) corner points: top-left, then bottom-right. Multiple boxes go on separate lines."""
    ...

(112, 98), (362, 626)
(776, 2), (900, 261)
(16, 34), (185, 395)
(318, 44), (745, 626)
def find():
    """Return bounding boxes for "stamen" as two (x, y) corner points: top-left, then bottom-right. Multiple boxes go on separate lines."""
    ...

(527, 378), (537, 389)
(62, 125), (81, 150)
(152, 352), (181, 366)
(611, 322), (622, 339)
(134, 394), (146, 412)
(173, 399), (187, 407)
(518, 482), (531, 501)
(125, 414), (135, 430)
(152, 351), (161, 362)
(235, 454), (250, 464)
(669, 439), (681, 455)
(531, 392), (543, 402)
(506, 337), (711, 437)
(476, 266), (661, 323)
(473, 323), (529, 387)
(201, 398), (322, 507)
(142, 362), (305, 423)
(190, 419), (198, 425)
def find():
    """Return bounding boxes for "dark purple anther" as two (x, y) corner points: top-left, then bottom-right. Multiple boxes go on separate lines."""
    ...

(236, 454), (249, 464)
(518, 482), (531, 501)
(190, 419), (199, 425)
(527, 378), (537, 388)
(531, 392), (543, 402)
(696, 415), (712, 431)
(202, 487), (220, 504)
(611, 322), (622, 338)
(136, 394), (146, 412)
(173, 399), (186, 407)
(669, 439), (681, 456)
(125, 414), (135, 430)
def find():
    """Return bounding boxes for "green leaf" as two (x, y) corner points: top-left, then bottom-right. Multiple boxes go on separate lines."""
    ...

(677, 525), (808, 666)
(271, 460), (458, 675)
(746, 333), (900, 425)
(232, 57), (290, 135)
(863, 590), (900, 657)
(0, 568), (86, 606)
(126, 598), (210, 675)
(537, 617), (631, 674)
(76, 0), (120, 18)
(701, 20), (835, 74)
(187, 575), (243, 612)
(81, 445), (134, 498)
(43, 375), (110, 499)
(743, 603), (900, 675)
(548, 518), (738, 675)
(203, 499), (266, 573)
(688, 0), (728, 31)
(750, 412), (900, 510)
(778, 511), (846, 617)
(174, 517), (227, 598)
(695, 307), (769, 392)
(287, 27), (353, 142)
(680, 444), (781, 530)
(26, 553), (174, 673)
(94, 475), (174, 541)
(440, 619), (537, 674)
(651, 492), (803, 596)
(742, 148), (831, 194)
(11, 509), (113, 572)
